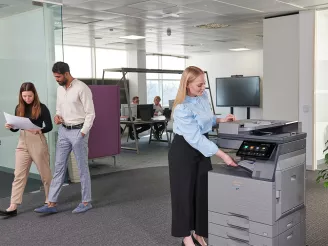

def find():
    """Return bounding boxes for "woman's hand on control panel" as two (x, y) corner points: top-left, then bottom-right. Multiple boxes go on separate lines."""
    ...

(216, 149), (238, 167)
(216, 114), (236, 124)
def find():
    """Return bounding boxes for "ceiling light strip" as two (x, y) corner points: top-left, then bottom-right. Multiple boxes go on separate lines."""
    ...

(275, 0), (304, 9)
(213, 0), (264, 13)
(229, 48), (250, 51)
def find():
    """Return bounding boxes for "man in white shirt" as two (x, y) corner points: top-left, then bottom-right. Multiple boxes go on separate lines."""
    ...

(35, 62), (95, 214)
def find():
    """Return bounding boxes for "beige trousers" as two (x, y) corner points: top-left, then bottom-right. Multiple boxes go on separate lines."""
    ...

(11, 130), (52, 204)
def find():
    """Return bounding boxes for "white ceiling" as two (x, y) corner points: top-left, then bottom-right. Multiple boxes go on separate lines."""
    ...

(2, 0), (328, 55)
(60, 0), (328, 55)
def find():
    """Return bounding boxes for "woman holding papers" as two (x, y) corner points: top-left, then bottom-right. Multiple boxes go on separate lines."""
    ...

(0, 82), (53, 217)
(168, 66), (237, 246)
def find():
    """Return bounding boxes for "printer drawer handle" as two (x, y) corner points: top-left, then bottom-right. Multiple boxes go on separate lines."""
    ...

(226, 232), (249, 243)
(287, 221), (293, 228)
(227, 220), (249, 230)
(287, 233), (293, 240)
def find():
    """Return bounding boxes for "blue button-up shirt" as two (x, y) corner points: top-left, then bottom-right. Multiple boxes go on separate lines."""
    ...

(173, 91), (219, 157)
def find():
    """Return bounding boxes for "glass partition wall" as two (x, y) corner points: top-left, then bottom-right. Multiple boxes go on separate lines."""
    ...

(0, 1), (63, 198)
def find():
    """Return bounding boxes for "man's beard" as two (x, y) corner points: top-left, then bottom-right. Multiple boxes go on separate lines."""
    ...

(59, 79), (68, 86)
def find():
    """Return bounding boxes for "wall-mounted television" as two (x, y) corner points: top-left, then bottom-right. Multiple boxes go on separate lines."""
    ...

(216, 76), (260, 107)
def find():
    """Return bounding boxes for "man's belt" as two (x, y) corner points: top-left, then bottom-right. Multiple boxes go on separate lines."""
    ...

(62, 123), (84, 130)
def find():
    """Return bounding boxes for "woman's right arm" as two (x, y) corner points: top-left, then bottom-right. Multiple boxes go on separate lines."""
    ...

(215, 149), (237, 166)
(174, 104), (236, 166)
(8, 106), (19, 132)
(173, 105), (216, 155)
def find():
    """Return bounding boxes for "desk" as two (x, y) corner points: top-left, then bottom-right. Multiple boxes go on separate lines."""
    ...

(120, 118), (169, 154)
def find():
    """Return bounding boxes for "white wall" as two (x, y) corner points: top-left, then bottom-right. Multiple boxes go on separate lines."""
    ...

(263, 11), (316, 170)
(315, 10), (328, 165)
(263, 14), (299, 121)
(187, 50), (263, 120)
(127, 49), (147, 104)
(300, 11), (315, 170)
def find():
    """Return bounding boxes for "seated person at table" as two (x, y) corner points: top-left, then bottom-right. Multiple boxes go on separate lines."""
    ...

(153, 96), (166, 140)
(129, 96), (150, 140)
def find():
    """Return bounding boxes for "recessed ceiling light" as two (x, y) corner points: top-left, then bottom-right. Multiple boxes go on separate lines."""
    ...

(119, 35), (145, 40)
(195, 23), (230, 29)
(162, 13), (180, 18)
(229, 48), (250, 51)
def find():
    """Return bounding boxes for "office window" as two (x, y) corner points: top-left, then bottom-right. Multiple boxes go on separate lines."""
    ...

(162, 56), (185, 80)
(162, 80), (180, 106)
(146, 55), (159, 80)
(63, 46), (92, 78)
(146, 55), (185, 106)
(147, 80), (160, 104)
(95, 48), (127, 79)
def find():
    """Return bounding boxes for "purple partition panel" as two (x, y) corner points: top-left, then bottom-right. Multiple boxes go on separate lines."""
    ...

(88, 85), (121, 158)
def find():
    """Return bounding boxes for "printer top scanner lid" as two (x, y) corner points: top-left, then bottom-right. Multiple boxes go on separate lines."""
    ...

(218, 119), (297, 133)
(217, 119), (306, 144)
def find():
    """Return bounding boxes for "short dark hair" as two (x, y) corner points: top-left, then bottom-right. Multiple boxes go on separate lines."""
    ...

(52, 62), (70, 74)
(132, 96), (139, 101)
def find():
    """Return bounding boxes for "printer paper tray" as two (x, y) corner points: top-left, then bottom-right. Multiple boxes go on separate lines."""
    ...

(209, 209), (303, 237)
(208, 221), (305, 246)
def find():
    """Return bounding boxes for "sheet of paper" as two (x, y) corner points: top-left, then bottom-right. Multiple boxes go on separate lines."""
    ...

(4, 112), (41, 130)
(152, 115), (166, 120)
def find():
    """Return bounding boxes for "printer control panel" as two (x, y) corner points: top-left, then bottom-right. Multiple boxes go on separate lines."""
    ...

(237, 141), (276, 159)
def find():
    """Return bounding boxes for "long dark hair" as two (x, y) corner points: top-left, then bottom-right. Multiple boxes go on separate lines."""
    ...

(17, 82), (41, 119)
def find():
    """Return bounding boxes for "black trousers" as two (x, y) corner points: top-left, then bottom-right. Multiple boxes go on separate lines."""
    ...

(168, 134), (212, 238)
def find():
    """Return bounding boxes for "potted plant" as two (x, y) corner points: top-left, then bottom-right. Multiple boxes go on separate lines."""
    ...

(316, 140), (328, 187)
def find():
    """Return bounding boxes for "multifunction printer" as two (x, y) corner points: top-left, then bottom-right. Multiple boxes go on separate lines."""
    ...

(208, 120), (306, 246)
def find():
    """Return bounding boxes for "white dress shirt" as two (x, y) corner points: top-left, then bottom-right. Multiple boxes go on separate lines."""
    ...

(56, 79), (95, 134)
(153, 104), (164, 114)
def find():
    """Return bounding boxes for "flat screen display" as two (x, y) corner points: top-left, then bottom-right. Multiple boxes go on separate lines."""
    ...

(237, 141), (276, 159)
(216, 76), (260, 107)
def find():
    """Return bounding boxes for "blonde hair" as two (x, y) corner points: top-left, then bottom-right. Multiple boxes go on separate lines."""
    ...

(172, 66), (204, 113)
(154, 96), (161, 102)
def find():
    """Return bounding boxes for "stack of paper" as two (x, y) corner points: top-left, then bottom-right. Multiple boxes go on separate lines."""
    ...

(3, 112), (41, 130)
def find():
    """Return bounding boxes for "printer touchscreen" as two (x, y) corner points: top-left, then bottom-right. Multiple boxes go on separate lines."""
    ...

(237, 141), (276, 159)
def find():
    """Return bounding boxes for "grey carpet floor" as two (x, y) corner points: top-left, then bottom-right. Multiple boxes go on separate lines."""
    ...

(89, 132), (227, 177)
(0, 166), (326, 246)
(0, 167), (179, 246)
(0, 133), (326, 246)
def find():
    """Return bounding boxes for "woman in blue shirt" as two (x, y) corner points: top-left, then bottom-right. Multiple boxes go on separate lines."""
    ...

(168, 66), (237, 246)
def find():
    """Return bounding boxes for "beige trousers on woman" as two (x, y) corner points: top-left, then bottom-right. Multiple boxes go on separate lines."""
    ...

(11, 130), (52, 204)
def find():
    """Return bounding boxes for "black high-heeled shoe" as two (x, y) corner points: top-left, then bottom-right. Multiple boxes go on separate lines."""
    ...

(191, 234), (202, 246)
(0, 209), (17, 217)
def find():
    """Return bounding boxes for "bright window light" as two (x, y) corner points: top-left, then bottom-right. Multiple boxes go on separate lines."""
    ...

(119, 35), (145, 40)
(229, 48), (251, 51)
